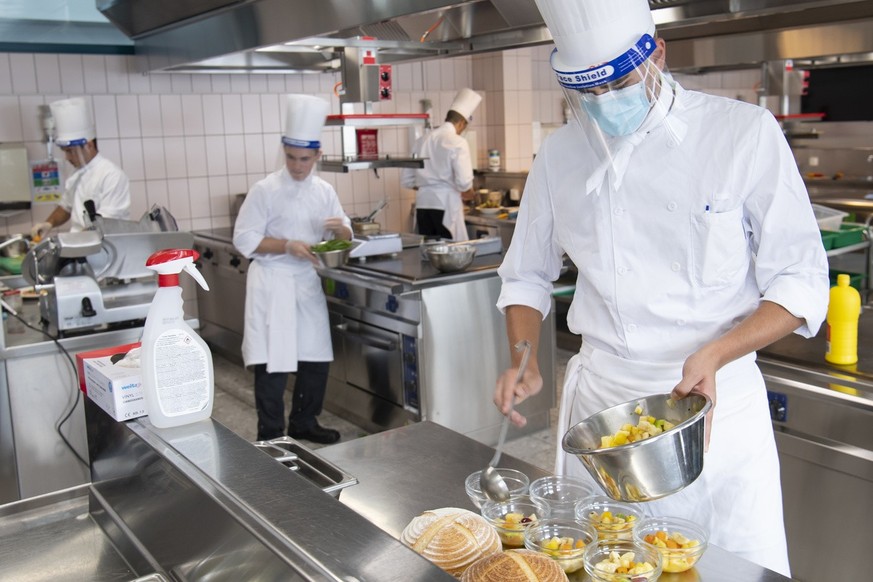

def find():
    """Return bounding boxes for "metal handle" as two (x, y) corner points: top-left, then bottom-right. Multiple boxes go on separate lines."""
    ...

(333, 323), (397, 351)
(489, 340), (532, 467)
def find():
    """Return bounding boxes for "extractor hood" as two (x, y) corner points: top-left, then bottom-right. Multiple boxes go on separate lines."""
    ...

(98, 0), (873, 74)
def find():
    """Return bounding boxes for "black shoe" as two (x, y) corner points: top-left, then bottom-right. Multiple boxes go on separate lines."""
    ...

(289, 422), (340, 444)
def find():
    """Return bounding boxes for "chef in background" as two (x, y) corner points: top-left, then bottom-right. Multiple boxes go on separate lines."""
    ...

(492, 0), (828, 576)
(401, 88), (482, 240)
(233, 94), (352, 444)
(31, 97), (130, 238)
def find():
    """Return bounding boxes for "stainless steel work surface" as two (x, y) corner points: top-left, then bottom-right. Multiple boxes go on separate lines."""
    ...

(320, 421), (792, 582)
(191, 227), (234, 245)
(340, 247), (503, 285)
(0, 485), (135, 581)
(760, 306), (873, 394)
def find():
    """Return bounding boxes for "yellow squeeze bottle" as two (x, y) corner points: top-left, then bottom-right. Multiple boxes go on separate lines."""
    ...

(825, 274), (861, 365)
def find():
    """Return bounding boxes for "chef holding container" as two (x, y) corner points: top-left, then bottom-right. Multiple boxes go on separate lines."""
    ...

(492, 0), (828, 576)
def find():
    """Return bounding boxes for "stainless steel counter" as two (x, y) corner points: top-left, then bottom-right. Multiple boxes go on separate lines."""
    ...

(320, 421), (791, 582)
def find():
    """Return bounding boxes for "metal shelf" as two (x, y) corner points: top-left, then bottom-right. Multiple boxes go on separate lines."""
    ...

(325, 114), (429, 128)
(319, 155), (425, 173)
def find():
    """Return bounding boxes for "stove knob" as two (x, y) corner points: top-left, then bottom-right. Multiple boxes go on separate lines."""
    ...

(203, 248), (214, 260)
(229, 256), (241, 268)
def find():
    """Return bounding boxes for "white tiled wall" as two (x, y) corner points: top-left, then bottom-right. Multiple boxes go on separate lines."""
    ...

(0, 49), (766, 239)
(0, 52), (477, 236)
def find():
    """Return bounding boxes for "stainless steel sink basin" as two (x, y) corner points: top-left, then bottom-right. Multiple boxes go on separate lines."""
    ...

(253, 437), (357, 497)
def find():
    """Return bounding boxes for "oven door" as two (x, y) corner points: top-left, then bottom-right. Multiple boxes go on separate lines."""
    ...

(333, 316), (405, 408)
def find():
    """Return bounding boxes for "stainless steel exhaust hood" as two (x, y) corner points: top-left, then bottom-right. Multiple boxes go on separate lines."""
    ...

(98, 0), (873, 74)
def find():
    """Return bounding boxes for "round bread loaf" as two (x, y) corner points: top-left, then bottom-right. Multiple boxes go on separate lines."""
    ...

(400, 507), (501, 576)
(460, 549), (569, 582)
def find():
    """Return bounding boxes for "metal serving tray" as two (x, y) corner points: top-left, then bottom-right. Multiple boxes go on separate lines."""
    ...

(253, 437), (358, 498)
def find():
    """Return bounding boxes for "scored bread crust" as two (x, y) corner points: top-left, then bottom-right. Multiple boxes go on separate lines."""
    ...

(460, 549), (570, 582)
(400, 507), (501, 576)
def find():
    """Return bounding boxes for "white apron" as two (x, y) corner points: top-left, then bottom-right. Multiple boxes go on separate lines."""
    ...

(242, 261), (332, 373)
(555, 343), (791, 577)
(441, 191), (467, 241)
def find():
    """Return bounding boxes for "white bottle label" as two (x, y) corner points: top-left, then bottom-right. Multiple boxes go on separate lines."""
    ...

(153, 329), (209, 417)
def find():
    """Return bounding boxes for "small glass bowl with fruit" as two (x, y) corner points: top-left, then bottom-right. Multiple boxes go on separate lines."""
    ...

(480, 495), (550, 548)
(523, 518), (597, 574)
(575, 496), (641, 541)
(633, 516), (708, 573)
(583, 540), (662, 582)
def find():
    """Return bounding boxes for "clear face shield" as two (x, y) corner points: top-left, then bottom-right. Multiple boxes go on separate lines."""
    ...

(553, 34), (675, 175)
(59, 139), (90, 170)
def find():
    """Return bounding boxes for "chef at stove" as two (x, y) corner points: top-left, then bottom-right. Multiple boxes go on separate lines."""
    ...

(233, 94), (352, 444)
(402, 88), (482, 241)
(31, 97), (131, 238)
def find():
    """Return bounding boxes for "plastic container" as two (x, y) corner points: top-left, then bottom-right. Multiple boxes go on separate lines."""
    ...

(523, 518), (597, 574)
(465, 468), (529, 509)
(575, 496), (641, 541)
(528, 475), (595, 519)
(141, 249), (214, 428)
(813, 203), (848, 231)
(825, 273), (861, 365)
(583, 540), (662, 582)
(480, 495), (550, 547)
(633, 516), (709, 573)
(488, 149), (500, 171)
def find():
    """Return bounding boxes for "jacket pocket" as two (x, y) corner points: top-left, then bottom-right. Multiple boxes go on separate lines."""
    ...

(690, 207), (749, 287)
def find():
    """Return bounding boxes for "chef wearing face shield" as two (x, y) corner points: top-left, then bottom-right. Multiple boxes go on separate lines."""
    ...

(493, 0), (828, 575)
(233, 94), (352, 444)
(31, 97), (130, 238)
(401, 88), (482, 240)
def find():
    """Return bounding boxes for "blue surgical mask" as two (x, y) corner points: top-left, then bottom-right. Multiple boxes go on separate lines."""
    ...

(581, 82), (651, 137)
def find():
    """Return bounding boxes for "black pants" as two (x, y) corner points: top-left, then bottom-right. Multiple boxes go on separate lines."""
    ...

(416, 208), (453, 239)
(253, 361), (330, 441)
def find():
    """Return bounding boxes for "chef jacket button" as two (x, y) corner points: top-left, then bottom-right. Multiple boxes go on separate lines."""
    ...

(677, 319), (686, 326)
(613, 207), (624, 216)
(617, 266), (626, 275)
(627, 324), (637, 333)
(667, 201), (678, 211)
(671, 262), (681, 272)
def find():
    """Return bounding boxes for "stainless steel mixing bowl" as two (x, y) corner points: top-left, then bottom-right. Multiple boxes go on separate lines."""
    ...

(426, 244), (476, 273)
(562, 393), (712, 502)
(313, 247), (351, 268)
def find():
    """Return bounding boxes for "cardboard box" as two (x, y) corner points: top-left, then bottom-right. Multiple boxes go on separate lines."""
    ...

(76, 342), (145, 421)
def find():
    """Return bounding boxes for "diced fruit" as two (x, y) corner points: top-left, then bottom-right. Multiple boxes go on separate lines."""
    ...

(640, 528), (703, 573)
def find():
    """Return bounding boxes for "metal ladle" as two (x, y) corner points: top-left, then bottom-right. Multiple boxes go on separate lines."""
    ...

(480, 339), (532, 502)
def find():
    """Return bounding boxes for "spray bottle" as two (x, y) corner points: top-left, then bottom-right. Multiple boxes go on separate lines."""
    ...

(141, 249), (214, 428)
(825, 274), (861, 366)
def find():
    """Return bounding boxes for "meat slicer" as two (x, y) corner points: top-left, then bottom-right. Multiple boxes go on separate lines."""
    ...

(23, 205), (194, 334)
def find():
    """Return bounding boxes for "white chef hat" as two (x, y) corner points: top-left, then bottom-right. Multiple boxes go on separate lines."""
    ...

(448, 88), (482, 121)
(50, 97), (96, 147)
(282, 94), (330, 149)
(534, 0), (656, 87)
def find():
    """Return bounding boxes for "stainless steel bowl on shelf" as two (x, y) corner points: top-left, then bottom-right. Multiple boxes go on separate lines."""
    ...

(425, 244), (476, 273)
(562, 392), (712, 502)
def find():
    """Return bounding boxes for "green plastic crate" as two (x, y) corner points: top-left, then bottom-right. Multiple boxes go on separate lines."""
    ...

(820, 231), (837, 250)
(821, 223), (866, 249)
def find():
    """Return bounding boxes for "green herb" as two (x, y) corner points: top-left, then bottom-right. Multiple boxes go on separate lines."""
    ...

(310, 239), (353, 253)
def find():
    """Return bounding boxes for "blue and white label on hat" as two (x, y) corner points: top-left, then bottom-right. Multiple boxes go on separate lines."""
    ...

(281, 136), (321, 149)
(57, 138), (88, 147)
(552, 34), (657, 90)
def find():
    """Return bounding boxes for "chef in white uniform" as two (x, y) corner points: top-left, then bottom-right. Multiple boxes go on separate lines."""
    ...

(31, 97), (130, 237)
(233, 94), (352, 444)
(401, 88), (482, 240)
(493, 0), (828, 576)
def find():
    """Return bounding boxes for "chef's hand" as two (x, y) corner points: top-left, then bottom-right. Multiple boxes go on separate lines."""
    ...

(324, 217), (351, 240)
(285, 240), (319, 265)
(494, 359), (542, 428)
(31, 221), (52, 240)
(671, 346), (719, 451)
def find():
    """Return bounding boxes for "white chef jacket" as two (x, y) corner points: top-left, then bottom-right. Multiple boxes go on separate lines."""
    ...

(401, 123), (473, 240)
(233, 167), (351, 372)
(498, 83), (829, 577)
(61, 153), (130, 231)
